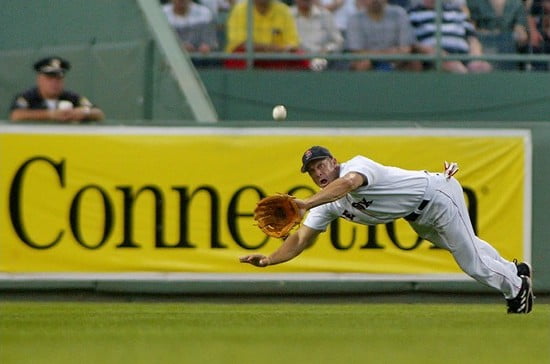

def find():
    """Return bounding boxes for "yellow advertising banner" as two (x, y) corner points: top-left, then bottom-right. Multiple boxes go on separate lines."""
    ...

(0, 127), (531, 277)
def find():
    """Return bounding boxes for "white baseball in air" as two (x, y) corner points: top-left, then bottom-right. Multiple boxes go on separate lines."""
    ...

(58, 100), (74, 110)
(272, 105), (287, 121)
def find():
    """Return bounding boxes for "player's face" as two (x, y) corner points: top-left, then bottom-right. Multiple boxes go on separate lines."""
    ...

(37, 73), (64, 99)
(307, 157), (339, 188)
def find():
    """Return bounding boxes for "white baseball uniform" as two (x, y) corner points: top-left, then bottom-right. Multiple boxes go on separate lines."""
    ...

(303, 155), (523, 299)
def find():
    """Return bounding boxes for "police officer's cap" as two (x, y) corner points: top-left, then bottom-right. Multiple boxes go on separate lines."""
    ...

(33, 56), (71, 76)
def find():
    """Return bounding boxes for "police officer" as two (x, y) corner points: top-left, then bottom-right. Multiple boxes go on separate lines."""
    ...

(9, 56), (105, 122)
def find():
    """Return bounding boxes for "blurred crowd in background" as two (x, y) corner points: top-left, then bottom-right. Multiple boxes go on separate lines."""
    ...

(160, 0), (550, 72)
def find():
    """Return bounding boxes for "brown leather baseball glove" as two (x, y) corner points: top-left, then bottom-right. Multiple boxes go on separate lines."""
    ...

(254, 194), (302, 238)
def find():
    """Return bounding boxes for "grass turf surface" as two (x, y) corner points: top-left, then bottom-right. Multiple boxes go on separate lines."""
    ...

(1, 302), (549, 364)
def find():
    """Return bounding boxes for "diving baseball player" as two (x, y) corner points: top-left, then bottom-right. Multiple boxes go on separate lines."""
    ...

(240, 146), (534, 314)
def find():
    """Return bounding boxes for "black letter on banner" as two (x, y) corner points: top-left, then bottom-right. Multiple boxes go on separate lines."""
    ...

(9, 156), (65, 249)
(360, 225), (385, 249)
(228, 186), (268, 250)
(287, 185), (316, 196)
(463, 187), (478, 234)
(329, 220), (356, 250)
(385, 222), (423, 251)
(172, 186), (225, 249)
(69, 185), (113, 249)
(116, 186), (165, 248)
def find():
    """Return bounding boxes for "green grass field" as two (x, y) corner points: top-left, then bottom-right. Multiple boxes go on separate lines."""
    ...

(1, 302), (548, 364)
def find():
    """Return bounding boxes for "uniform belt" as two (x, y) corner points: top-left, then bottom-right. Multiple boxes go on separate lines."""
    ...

(404, 199), (430, 222)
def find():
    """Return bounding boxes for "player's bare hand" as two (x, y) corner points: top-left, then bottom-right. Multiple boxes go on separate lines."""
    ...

(444, 161), (459, 180)
(239, 254), (270, 267)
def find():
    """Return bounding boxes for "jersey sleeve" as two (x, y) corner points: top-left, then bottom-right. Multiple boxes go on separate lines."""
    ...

(303, 203), (339, 231)
(340, 156), (376, 186)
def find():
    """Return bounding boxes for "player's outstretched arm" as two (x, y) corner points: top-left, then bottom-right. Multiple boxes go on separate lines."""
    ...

(239, 225), (321, 267)
(301, 171), (366, 210)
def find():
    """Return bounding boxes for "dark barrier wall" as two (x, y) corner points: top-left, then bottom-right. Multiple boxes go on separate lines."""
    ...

(198, 70), (550, 122)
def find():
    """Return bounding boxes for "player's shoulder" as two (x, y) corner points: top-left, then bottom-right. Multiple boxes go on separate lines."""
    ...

(346, 155), (372, 166)
(340, 155), (378, 178)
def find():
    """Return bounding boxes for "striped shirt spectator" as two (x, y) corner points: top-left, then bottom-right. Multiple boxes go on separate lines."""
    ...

(408, 0), (492, 73)
(408, 1), (475, 54)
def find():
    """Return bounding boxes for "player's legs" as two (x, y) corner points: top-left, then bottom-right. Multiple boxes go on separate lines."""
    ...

(411, 177), (523, 299)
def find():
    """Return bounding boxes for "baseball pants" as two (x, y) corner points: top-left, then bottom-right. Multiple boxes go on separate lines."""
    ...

(410, 173), (523, 299)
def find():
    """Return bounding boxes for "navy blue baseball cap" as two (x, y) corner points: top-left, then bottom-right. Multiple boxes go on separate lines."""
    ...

(34, 56), (71, 76)
(301, 146), (332, 173)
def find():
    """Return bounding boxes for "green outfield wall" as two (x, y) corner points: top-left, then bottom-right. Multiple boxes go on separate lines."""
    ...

(198, 70), (550, 122)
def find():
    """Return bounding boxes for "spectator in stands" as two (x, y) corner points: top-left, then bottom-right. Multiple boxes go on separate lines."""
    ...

(161, 0), (234, 18)
(523, 0), (550, 70)
(224, 0), (310, 69)
(290, 0), (344, 69)
(318, 0), (362, 37)
(466, 0), (528, 70)
(346, 0), (421, 71)
(9, 57), (104, 123)
(198, 0), (236, 18)
(163, 0), (219, 67)
(409, 0), (493, 73)
(420, 0), (471, 14)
